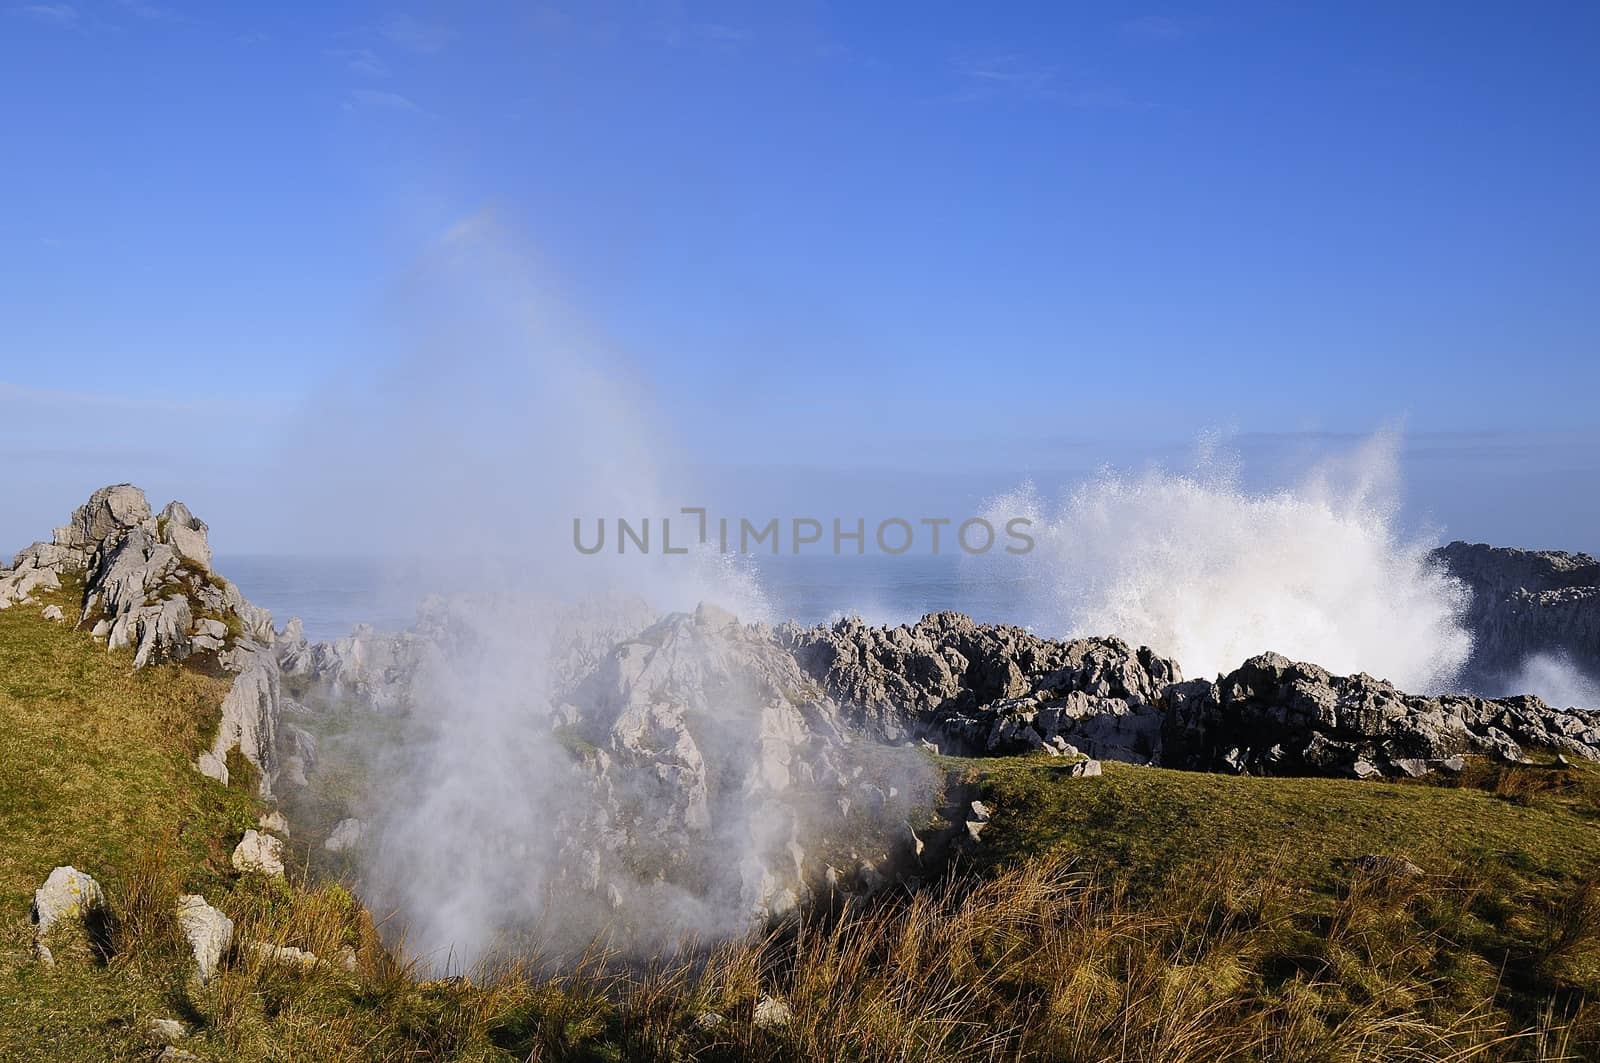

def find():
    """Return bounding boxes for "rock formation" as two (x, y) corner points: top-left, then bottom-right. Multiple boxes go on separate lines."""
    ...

(1162, 652), (1600, 775)
(782, 612), (1178, 762)
(0, 485), (293, 795)
(783, 611), (1599, 776)
(1432, 540), (1600, 691)
(31, 866), (109, 965)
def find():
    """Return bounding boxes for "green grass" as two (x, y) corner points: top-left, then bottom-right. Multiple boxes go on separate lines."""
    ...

(3, 590), (1599, 1060)
(954, 755), (1600, 891)
(0, 585), (255, 913)
(0, 580), (259, 1059)
(945, 753), (1600, 1047)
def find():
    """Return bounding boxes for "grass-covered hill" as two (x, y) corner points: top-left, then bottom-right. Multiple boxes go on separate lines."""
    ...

(2, 588), (1598, 1061)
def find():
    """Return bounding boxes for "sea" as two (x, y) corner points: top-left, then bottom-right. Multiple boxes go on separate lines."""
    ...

(217, 553), (1031, 643)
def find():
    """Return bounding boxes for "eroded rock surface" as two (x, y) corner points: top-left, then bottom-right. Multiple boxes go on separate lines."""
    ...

(1433, 540), (1600, 692)
(1162, 652), (1600, 775)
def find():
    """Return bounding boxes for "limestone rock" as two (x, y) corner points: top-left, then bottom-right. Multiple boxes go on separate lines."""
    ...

(324, 818), (366, 853)
(199, 659), (281, 796)
(1355, 854), (1425, 877)
(1433, 541), (1600, 691)
(753, 995), (793, 1030)
(157, 1048), (205, 1062)
(157, 501), (212, 571)
(147, 1017), (189, 1043)
(231, 829), (286, 877)
(259, 810), (290, 836)
(248, 941), (320, 968)
(31, 866), (107, 947)
(176, 894), (233, 983)
(1162, 651), (1600, 778)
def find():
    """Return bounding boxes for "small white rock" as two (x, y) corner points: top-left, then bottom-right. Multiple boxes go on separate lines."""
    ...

(248, 941), (320, 968)
(323, 818), (366, 853)
(148, 1017), (189, 1043)
(258, 810), (290, 836)
(753, 995), (793, 1030)
(32, 866), (107, 938)
(41, 605), (64, 622)
(231, 829), (285, 877)
(176, 894), (233, 984)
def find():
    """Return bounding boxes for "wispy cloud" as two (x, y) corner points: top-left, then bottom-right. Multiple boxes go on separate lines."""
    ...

(1121, 14), (1185, 40)
(957, 54), (1057, 92)
(11, 3), (78, 26)
(380, 11), (452, 53)
(657, 19), (753, 51)
(329, 47), (388, 77)
(115, 0), (180, 22)
(949, 53), (1137, 109)
(345, 88), (426, 115)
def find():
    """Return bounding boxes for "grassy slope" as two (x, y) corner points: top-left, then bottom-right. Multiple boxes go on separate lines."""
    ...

(0, 582), (259, 1059)
(960, 755), (1600, 890)
(950, 754), (1600, 1046)
(1, 591), (1598, 1060)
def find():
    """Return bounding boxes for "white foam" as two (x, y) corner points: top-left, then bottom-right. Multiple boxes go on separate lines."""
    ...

(985, 433), (1473, 690)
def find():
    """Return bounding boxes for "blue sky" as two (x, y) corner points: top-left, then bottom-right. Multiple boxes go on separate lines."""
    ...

(2, 2), (1598, 553)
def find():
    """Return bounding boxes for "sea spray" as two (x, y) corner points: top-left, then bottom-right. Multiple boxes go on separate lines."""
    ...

(287, 215), (927, 971)
(1504, 652), (1600, 712)
(983, 434), (1474, 690)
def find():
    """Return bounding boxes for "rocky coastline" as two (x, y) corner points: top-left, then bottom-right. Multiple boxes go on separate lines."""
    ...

(5, 485), (1600, 933)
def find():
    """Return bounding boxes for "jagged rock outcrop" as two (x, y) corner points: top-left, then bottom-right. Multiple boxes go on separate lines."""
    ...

(1433, 540), (1600, 691)
(781, 611), (1178, 746)
(324, 818), (365, 853)
(544, 602), (927, 930)
(782, 612), (1179, 763)
(195, 654), (281, 791)
(1, 484), (273, 664)
(2, 485), (289, 794)
(780, 612), (1600, 776)
(1162, 652), (1600, 776)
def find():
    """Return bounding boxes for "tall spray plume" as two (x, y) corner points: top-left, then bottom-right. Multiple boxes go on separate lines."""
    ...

(982, 432), (1475, 691)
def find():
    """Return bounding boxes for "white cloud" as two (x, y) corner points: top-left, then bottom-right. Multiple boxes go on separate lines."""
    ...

(12, 3), (78, 26)
(958, 54), (1056, 90)
(346, 88), (425, 115)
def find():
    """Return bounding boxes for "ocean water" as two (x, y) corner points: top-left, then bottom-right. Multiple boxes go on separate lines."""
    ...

(218, 553), (1029, 643)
